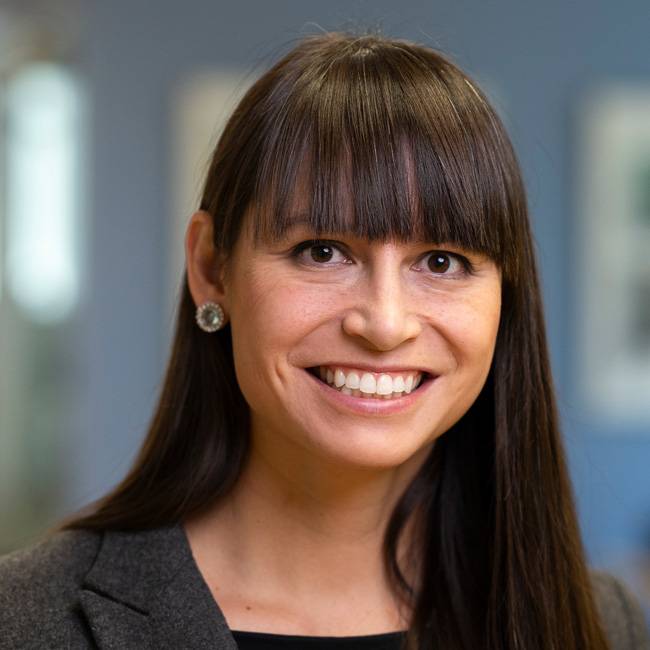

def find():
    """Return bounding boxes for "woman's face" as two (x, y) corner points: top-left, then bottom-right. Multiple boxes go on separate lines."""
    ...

(209, 210), (502, 471)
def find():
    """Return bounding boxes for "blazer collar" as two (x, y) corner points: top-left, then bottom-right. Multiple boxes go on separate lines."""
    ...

(80, 523), (238, 649)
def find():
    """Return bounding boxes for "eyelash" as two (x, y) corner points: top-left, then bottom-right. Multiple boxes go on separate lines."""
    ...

(289, 239), (476, 277)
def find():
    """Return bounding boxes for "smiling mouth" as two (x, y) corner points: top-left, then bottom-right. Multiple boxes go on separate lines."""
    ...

(305, 367), (434, 400)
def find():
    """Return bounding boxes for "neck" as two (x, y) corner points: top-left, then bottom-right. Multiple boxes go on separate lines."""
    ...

(184, 432), (431, 635)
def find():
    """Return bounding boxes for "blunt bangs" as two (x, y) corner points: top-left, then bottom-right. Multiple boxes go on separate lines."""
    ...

(243, 35), (522, 280)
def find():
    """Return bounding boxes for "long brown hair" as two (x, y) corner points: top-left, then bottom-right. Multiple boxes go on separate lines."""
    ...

(59, 32), (610, 649)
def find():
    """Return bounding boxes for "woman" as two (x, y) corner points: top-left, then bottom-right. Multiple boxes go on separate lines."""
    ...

(1, 32), (649, 650)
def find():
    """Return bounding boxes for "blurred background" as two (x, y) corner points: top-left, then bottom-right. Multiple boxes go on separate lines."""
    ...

(0, 0), (649, 617)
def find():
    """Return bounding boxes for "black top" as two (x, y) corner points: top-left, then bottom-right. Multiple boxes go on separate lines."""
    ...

(232, 630), (407, 649)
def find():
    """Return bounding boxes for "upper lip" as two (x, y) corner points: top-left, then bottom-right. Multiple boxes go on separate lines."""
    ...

(308, 362), (434, 376)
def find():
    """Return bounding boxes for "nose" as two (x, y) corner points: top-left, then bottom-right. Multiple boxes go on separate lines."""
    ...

(341, 261), (422, 351)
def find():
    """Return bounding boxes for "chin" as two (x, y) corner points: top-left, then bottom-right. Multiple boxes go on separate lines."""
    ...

(299, 425), (436, 472)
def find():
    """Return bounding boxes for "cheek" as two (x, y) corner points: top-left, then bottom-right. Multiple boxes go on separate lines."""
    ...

(469, 306), (500, 356)
(445, 296), (501, 376)
(235, 284), (314, 346)
(430, 297), (501, 433)
(228, 272), (326, 382)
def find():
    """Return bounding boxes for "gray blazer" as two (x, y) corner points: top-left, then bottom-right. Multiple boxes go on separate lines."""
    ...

(1, 523), (649, 649)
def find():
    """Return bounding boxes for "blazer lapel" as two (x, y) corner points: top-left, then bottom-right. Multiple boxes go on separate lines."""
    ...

(79, 589), (152, 649)
(79, 524), (237, 650)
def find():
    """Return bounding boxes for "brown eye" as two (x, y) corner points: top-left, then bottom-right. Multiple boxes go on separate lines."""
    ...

(420, 250), (472, 277)
(428, 253), (451, 273)
(291, 240), (349, 267)
(310, 244), (334, 263)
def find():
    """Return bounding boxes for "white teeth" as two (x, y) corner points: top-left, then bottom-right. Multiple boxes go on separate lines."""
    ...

(316, 366), (425, 399)
(376, 374), (393, 395)
(344, 372), (360, 389)
(359, 373), (377, 394)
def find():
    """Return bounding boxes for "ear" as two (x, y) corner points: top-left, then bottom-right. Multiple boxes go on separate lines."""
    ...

(185, 210), (229, 312)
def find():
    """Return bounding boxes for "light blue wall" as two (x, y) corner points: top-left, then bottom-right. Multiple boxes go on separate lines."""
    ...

(72, 0), (650, 568)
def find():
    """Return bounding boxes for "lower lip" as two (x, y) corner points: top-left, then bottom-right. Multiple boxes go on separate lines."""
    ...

(304, 369), (436, 416)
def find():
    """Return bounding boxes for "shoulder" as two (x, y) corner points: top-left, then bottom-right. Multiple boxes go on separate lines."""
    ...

(590, 569), (650, 650)
(0, 528), (102, 648)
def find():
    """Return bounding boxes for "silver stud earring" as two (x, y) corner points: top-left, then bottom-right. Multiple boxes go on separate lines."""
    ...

(195, 301), (226, 332)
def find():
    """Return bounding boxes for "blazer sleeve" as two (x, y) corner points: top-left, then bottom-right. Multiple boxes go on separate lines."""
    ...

(591, 570), (650, 650)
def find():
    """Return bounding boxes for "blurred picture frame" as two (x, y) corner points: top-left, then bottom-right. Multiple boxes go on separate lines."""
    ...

(577, 85), (650, 425)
